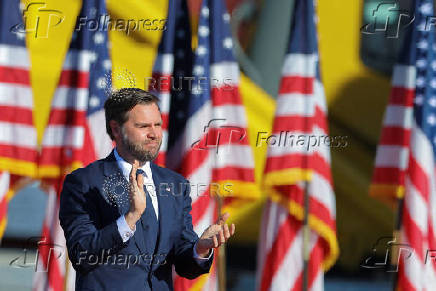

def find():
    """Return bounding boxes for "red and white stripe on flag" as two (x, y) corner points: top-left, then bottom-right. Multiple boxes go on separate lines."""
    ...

(35, 41), (106, 291)
(397, 119), (436, 290)
(373, 64), (436, 290)
(38, 50), (98, 179)
(33, 181), (75, 291)
(368, 8), (436, 289)
(171, 0), (258, 289)
(0, 42), (38, 240)
(257, 51), (338, 291)
(35, 0), (112, 288)
(149, 53), (173, 167)
(0, 44), (38, 177)
(209, 61), (256, 200)
(172, 65), (257, 291)
(171, 87), (219, 290)
(33, 43), (90, 291)
(172, 44), (258, 291)
(257, 200), (324, 291)
(370, 64), (415, 207)
(35, 47), (112, 291)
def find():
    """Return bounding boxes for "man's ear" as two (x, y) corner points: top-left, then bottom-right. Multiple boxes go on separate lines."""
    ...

(109, 120), (121, 140)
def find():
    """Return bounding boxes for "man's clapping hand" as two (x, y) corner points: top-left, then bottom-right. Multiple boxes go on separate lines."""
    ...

(125, 160), (147, 230)
(195, 212), (235, 258)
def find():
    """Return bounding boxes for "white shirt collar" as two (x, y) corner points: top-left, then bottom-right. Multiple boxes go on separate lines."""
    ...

(113, 148), (152, 180)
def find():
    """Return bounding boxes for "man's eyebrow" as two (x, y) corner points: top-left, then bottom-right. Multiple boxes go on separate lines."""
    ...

(135, 121), (162, 126)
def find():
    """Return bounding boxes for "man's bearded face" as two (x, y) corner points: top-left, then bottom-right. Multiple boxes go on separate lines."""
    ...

(119, 103), (163, 163)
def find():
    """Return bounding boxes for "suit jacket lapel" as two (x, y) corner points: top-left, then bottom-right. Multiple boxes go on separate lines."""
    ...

(102, 151), (123, 216)
(150, 163), (174, 268)
(102, 150), (147, 255)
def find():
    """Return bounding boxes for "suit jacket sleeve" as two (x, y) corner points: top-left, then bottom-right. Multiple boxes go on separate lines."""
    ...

(173, 180), (213, 279)
(59, 171), (124, 274)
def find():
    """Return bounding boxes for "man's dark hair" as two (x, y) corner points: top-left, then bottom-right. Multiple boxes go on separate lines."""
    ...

(104, 88), (160, 140)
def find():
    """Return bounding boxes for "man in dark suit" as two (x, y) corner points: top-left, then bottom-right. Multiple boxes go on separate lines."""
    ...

(59, 88), (235, 290)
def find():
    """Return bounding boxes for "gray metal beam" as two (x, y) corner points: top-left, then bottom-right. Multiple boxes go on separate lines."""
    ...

(246, 0), (295, 97)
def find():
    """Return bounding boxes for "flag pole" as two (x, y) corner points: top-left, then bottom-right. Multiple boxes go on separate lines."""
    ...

(216, 192), (226, 291)
(64, 254), (70, 291)
(302, 48), (312, 289)
(302, 179), (310, 291)
(391, 196), (404, 291)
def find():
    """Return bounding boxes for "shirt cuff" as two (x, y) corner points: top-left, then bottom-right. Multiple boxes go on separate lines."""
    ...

(193, 241), (213, 262)
(116, 215), (136, 242)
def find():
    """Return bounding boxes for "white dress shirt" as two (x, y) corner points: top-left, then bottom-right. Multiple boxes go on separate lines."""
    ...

(113, 148), (212, 260)
(114, 148), (159, 218)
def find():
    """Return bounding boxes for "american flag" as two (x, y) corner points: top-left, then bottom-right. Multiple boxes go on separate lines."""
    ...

(371, 0), (436, 289)
(0, 1), (38, 239)
(38, 2), (112, 177)
(256, 0), (338, 290)
(166, 0), (256, 290)
(33, 179), (75, 291)
(148, 0), (179, 167)
(34, 0), (112, 290)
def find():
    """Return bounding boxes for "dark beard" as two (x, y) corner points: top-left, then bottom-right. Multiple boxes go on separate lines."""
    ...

(121, 128), (161, 162)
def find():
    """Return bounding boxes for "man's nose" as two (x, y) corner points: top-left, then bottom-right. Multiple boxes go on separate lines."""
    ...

(147, 127), (158, 139)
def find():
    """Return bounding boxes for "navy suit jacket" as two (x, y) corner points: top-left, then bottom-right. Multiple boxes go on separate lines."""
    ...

(59, 150), (213, 290)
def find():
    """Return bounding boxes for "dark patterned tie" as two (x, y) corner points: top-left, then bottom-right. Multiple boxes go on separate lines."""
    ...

(136, 168), (159, 253)
(136, 169), (158, 223)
